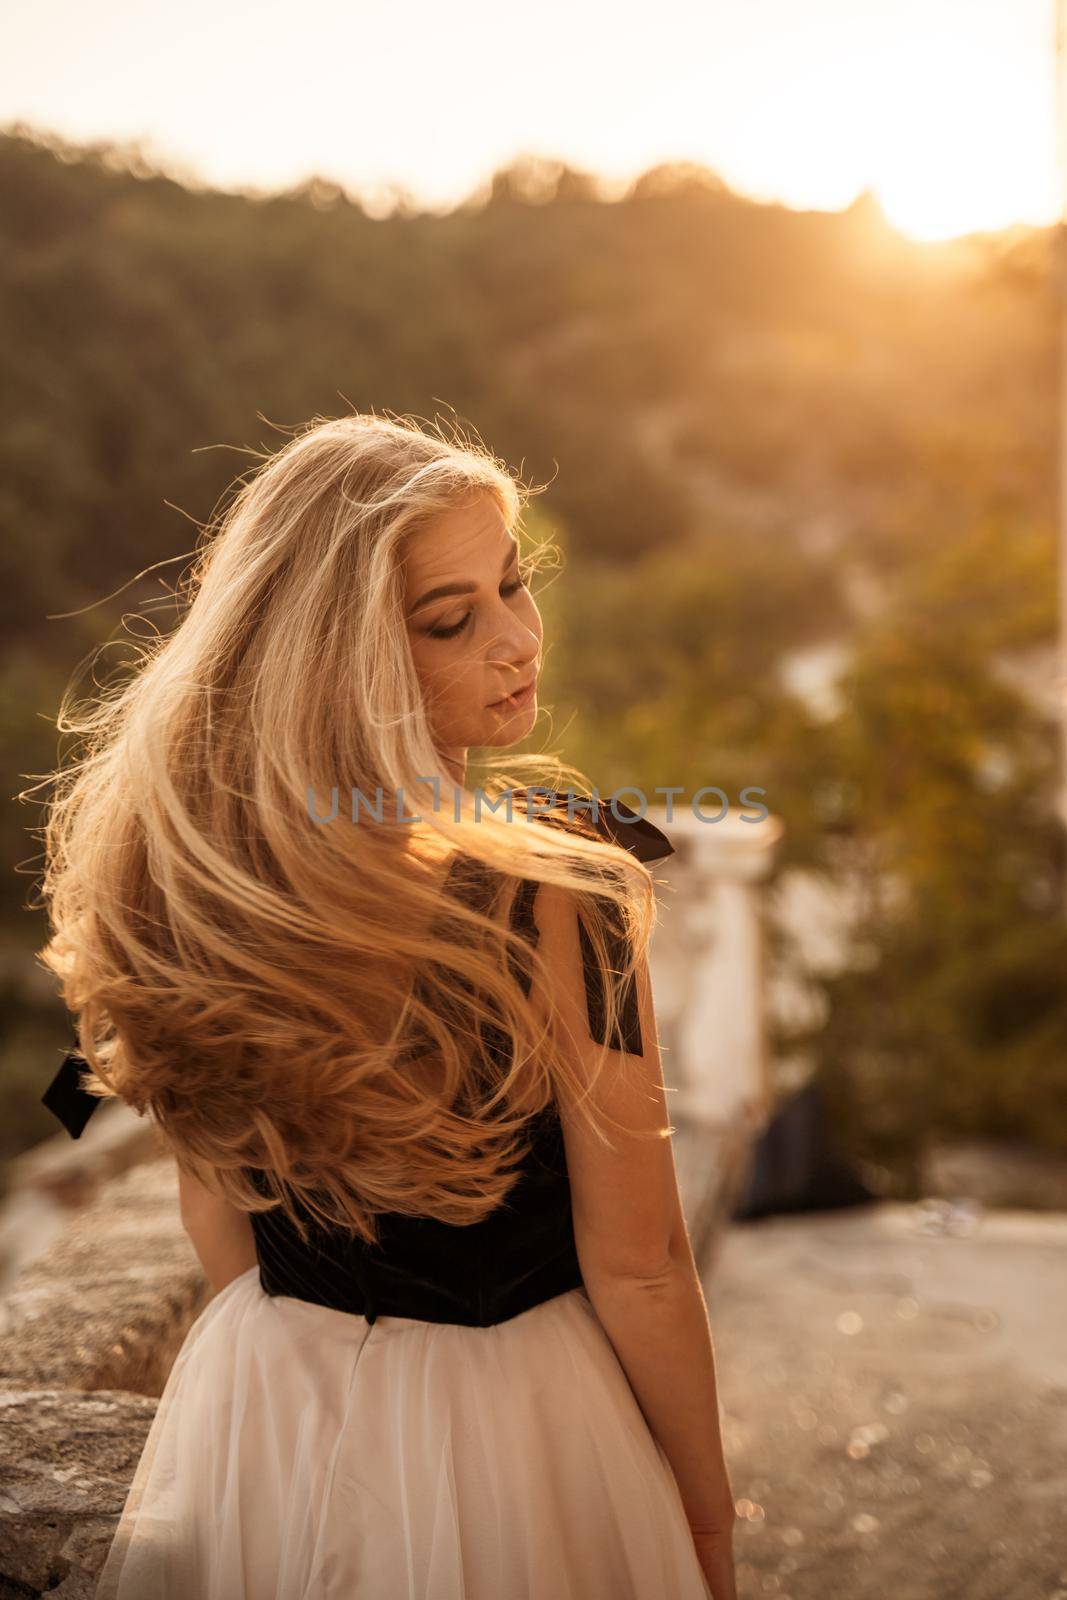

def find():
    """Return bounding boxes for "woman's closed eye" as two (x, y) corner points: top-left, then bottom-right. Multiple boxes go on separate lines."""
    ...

(428, 572), (529, 641)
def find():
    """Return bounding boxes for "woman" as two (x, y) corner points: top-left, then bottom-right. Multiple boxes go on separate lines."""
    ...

(37, 413), (738, 1600)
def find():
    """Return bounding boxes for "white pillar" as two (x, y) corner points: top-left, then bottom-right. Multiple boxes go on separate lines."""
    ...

(647, 805), (783, 1137)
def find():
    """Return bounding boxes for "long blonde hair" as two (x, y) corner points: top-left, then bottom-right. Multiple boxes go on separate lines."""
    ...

(31, 412), (664, 1244)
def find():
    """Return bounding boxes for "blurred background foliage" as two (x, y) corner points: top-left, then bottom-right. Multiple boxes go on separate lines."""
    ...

(2, 125), (1064, 1194)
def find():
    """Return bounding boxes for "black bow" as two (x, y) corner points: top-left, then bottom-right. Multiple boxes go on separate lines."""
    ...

(40, 1050), (102, 1140)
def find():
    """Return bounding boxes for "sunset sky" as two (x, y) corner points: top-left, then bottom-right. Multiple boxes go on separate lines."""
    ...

(2, 0), (1061, 241)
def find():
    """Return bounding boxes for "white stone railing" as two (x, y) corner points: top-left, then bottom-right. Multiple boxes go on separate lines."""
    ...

(644, 804), (784, 1264)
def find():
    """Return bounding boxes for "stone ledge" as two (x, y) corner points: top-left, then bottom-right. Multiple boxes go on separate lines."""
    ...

(707, 1204), (1067, 1598)
(0, 1158), (209, 1396)
(0, 1386), (157, 1599)
(1, 1101), (165, 1296)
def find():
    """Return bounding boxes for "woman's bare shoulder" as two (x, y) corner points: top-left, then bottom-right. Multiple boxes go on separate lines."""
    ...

(529, 881), (688, 1285)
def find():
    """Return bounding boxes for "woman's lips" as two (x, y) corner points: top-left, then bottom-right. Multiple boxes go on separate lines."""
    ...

(490, 679), (537, 711)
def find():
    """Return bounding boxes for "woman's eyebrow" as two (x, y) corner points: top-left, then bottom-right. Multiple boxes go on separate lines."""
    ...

(408, 537), (519, 617)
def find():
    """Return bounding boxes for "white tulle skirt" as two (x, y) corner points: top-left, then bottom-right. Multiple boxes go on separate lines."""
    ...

(94, 1264), (713, 1600)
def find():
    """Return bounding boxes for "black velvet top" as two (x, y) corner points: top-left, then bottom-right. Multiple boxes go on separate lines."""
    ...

(41, 791), (674, 1328)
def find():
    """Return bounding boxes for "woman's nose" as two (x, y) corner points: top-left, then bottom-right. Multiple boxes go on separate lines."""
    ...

(488, 616), (539, 667)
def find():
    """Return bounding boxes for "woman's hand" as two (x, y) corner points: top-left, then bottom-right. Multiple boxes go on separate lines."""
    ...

(690, 1516), (738, 1600)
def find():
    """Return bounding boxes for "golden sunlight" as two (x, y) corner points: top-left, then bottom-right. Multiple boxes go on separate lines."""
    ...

(875, 173), (1055, 244)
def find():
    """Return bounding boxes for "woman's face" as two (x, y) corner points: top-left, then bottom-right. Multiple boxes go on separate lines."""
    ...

(403, 495), (542, 778)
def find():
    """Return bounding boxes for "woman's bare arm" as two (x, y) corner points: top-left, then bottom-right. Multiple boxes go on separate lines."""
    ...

(176, 1163), (259, 1296)
(530, 882), (737, 1539)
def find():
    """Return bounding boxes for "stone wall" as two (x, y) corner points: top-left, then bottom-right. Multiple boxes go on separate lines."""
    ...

(0, 1158), (208, 1597)
(0, 1098), (164, 1296)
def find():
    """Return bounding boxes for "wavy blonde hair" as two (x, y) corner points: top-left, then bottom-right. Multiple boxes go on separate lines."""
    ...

(31, 412), (665, 1244)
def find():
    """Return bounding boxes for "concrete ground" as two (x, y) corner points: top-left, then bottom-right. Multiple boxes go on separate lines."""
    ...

(702, 1201), (1067, 1600)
